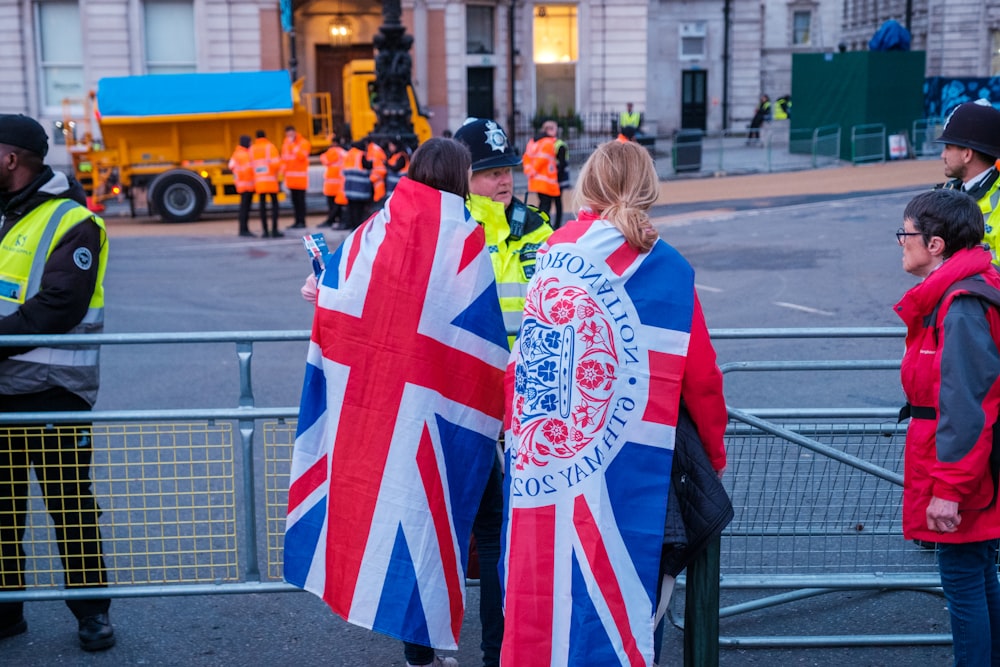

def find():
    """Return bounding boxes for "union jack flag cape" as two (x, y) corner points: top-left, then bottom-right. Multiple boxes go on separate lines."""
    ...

(284, 177), (509, 650)
(501, 214), (695, 667)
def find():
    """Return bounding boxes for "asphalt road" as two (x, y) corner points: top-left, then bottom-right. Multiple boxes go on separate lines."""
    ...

(0, 162), (960, 666)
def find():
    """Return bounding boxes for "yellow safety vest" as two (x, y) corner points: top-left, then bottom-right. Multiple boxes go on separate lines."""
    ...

(468, 194), (552, 348)
(619, 111), (641, 129)
(0, 198), (108, 403)
(978, 178), (1000, 266)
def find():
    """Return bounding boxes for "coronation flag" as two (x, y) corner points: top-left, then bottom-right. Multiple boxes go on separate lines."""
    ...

(501, 216), (696, 667)
(284, 176), (509, 650)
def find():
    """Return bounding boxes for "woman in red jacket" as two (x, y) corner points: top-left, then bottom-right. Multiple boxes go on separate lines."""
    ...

(895, 188), (1000, 666)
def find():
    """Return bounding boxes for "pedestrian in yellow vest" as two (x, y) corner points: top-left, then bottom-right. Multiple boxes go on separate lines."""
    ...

(281, 125), (312, 230)
(319, 137), (347, 228)
(250, 129), (282, 237)
(619, 102), (642, 133)
(228, 134), (256, 237)
(523, 120), (560, 224)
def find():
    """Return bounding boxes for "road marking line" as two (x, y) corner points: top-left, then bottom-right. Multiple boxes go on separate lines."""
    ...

(774, 301), (835, 316)
(695, 283), (722, 293)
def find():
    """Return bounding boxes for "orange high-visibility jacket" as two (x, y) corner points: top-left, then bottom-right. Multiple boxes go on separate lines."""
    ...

(523, 136), (559, 197)
(228, 146), (255, 194)
(320, 145), (348, 204)
(249, 138), (281, 194)
(281, 132), (312, 191)
(366, 142), (388, 201)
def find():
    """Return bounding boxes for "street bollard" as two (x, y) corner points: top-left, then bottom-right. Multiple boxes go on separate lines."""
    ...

(684, 537), (721, 667)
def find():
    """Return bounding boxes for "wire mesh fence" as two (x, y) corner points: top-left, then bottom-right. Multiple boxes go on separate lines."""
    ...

(3, 422), (237, 589)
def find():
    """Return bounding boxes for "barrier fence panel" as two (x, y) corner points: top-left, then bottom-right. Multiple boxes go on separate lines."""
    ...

(851, 123), (887, 164)
(1, 327), (972, 656)
(912, 118), (943, 157)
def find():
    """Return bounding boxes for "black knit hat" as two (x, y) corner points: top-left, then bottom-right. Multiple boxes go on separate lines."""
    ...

(0, 114), (49, 158)
(453, 117), (521, 172)
(937, 100), (1000, 159)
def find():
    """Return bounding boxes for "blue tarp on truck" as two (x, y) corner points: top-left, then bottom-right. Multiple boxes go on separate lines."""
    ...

(97, 70), (294, 118)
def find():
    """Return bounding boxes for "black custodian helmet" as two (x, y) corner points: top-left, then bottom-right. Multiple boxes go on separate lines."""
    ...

(453, 117), (522, 172)
(938, 100), (1000, 158)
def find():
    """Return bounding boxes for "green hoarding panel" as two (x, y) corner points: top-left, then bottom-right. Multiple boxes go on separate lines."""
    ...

(791, 51), (926, 161)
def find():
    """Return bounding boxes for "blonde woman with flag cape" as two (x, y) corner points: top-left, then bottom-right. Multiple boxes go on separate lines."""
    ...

(501, 140), (727, 667)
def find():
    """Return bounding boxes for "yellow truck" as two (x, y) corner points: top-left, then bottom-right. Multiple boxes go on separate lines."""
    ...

(342, 59), (432, 144)
(65, 70), (332, 222)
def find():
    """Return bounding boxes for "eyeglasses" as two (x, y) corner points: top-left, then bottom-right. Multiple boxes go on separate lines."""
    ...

(896, 228), (923, 245)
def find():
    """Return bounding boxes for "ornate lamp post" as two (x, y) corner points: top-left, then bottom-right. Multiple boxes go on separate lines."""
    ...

(371, 0), (418, 149)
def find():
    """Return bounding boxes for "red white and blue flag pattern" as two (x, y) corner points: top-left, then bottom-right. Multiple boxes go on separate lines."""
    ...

(284, 177), (509, 650)
(501, 216), (695, 667)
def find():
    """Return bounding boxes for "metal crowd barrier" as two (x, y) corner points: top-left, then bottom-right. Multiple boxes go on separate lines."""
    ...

(851, 123), (887, 164)
(0, 327), (963, 659)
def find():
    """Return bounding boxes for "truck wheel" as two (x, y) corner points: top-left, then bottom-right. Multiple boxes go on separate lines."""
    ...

(150, 171), (208, 222)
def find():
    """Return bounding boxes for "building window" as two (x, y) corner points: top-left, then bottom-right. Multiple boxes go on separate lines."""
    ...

(467, 5), (494, 55)
(679, 22), (707, 60)
(533, 4), (577, 64)
(792, 10), (812, 46)
(144, 0), (196, 74)
(993, 30), (1000, 76)
(36, 0), (85, 109)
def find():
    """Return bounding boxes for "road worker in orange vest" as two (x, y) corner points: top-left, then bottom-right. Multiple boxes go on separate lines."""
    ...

(250, 129), (282, 238)
(364, 137), (388, 203)
(342, 138), (372, 230)
(228, 134), (256, 237)
(319, 135), (348, 228)
(523, 119), (560, 223)
(281, 125), (312, 230)
(385, 136), (410, 196)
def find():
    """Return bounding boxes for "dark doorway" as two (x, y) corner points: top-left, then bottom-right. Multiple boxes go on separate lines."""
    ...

(315, 44), (374, 136)
(467, 67), (495, 119)
(681, 70), (707, 130)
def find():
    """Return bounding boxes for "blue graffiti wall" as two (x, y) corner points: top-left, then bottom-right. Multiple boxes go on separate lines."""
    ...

(925, 77), (1000, 119)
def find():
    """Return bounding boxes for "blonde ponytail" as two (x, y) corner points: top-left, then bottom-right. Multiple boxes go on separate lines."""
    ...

(574, 141), (660, 252)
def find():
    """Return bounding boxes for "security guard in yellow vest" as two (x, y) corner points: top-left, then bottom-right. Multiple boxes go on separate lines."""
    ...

(0, 114), (114, 652)
(619, 102), (642, 133)
(935, 100), (1000, 264)
(454, 118), (554, 347)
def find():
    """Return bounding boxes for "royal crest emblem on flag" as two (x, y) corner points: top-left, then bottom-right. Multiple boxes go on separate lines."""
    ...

(283, 177), (509, 650)
(501, 218), (696, 667)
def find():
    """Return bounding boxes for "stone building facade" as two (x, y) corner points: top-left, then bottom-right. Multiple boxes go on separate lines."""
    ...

(4, 0), (997, 167)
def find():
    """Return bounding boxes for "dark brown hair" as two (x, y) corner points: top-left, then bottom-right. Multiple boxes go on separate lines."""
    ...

(407, 138), (471, 199)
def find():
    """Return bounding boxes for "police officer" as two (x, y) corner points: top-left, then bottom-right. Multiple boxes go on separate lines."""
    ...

(449, 117), (553, 667)
(0, 114), (114, 651)
(936, 100), (1000, 263)
(454, 118), (553, 345)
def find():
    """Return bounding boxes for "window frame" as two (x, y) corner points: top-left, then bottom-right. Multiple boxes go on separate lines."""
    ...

(34, 0), (86, 113)
(143, 0), (197, 74)
(466, 5), (495, 56)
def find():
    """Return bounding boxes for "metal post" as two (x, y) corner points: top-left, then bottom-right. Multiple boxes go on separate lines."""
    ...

(684, 537), (721, 667)
(371, 0), (418, 149)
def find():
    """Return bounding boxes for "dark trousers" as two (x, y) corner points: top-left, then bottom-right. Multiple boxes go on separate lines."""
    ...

(404, 458), (503, 667)
(258, 192), (279, 234)
(535, 193), (555, 222)
(0, 389), (109, 623)
(289, 188), (307, 227)
(237, 192), (253, 233)
(346, 200), (372, 230)
(324, 197), (343, 227)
